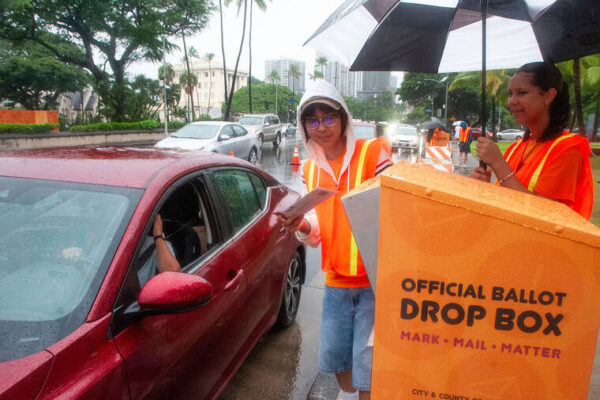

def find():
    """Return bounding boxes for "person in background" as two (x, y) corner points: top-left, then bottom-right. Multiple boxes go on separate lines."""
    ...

(457, 121), (472, 167)
(279, 79), (392, 400)
(471, 61), (593, 219)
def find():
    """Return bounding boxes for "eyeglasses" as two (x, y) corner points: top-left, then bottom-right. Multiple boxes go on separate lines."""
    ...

(305, 114), (339, 130)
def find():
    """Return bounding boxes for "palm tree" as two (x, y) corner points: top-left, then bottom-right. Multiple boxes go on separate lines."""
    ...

(226, 0), (270, 115)
(309, 70), (324, 81)
(218, 0), (229, 106)
(188, 46), (203, 116)
(205, 52), (215, 116)
(288, 63), (301, 95)
(268, 69), (280, 115)
(223, 0), (248, 121)
(450, 70), (511, 137)
(181, 33), (196, 121)
(158, 63), (175, 85)
(179, 71), (198, 122)
(316, 56), (328, 76)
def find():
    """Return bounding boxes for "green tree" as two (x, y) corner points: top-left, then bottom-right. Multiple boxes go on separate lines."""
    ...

(181, 34), (196, 121)
(1, 0), (213, 121)
(179, 70), (198, 122)
(316, 56), (328, 75)
(205, 52), (215, 115)
(582, 54), (600, 141)
(268, 69), (280, 115)
(158, 63), (175, 85)
(128, 75), (163, 121)
(0, 36), (91, 109)
(309, 70), (324, 81)
(450, 69), (511, 137)
(288, 63), (301, 95)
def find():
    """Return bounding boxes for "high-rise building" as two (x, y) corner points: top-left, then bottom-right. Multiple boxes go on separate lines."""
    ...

(357, 71), (395, 100)
(321, 59), (363, 98)
(264, 59), (306, 94)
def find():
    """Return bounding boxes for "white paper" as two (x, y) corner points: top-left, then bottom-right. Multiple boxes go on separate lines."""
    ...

(277, 188), (336, 218)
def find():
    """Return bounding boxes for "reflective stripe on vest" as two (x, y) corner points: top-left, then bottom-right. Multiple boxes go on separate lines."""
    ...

(528, 133), (574, 192)
(349, 139), (376, 275)
(305, 139), (376, 276)
(505, 139), (523, 163)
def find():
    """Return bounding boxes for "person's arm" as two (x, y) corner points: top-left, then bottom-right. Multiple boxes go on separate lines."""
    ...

(153, 214), (181, 272)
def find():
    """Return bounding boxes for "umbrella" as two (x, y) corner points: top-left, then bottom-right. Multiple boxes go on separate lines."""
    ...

(421, 120), (449, 132)
(305, 0), (600, 158)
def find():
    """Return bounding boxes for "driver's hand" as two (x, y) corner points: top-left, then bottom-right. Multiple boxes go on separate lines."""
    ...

(153, 214), (164, 236)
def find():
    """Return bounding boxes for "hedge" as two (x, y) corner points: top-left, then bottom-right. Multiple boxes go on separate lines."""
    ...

(69, 119), (160, 132)
(0, 123), (59, 134)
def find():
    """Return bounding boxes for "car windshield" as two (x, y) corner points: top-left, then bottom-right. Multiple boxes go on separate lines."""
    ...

(353, 124), (375, 139)
(0, 177), (140, 362)
(238, 116), (263, 125)
(172, 124), (220, 139)
(393, 126), (418, 136)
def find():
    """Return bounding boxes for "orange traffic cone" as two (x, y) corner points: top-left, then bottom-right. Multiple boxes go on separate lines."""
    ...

(229, 151), (234, 156)
(290, 144), (300, 166)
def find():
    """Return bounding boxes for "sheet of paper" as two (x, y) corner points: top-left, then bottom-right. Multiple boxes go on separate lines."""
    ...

(277, 188), (336, 218)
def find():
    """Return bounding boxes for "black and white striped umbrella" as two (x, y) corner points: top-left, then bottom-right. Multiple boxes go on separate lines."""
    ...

(305, 0), (600, 73)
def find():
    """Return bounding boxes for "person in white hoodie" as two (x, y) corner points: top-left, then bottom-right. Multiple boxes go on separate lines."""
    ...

(280, 80), (392, 400)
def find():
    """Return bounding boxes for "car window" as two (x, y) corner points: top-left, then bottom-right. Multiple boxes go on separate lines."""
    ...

(135, 180), (216, 287)
(272, 116), (280, 124)
(393, 126), (418, 136)
(0, 177), (139, 362)
(212, 170), (262, 233)
(173, 124), (220, 139)
(220, 125), (234, 139)
(248, 172), (267, 209)
(238, 116), (262, 125)
(232, 125), (247, 137)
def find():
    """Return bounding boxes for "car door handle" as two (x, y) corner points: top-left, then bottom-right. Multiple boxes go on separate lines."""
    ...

(224, 269), (244, 291)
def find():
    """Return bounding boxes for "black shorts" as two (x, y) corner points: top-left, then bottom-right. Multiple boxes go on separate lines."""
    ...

(459, 142), (471, 153)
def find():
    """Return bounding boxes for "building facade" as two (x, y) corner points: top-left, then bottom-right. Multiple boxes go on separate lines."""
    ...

(173, 62), (248, 119)
(264, 59), (305, 94)
(321, 59), (362, 98)
(357, 71), (396, 100)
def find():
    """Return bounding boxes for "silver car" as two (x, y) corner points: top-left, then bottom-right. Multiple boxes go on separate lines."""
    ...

(238, 114), (282, 148)
(497, 128), (525, 141)
(155, 121), (260, 164)
(389, 124), (420, 151)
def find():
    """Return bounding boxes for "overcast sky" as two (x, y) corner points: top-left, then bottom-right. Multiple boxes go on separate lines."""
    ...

(129, 0), (344, 81)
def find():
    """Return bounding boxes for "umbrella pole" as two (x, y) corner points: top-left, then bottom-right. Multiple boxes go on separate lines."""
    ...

(480, 0), (488, 169)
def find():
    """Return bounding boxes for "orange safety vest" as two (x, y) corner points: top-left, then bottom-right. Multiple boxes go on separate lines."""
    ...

(504, 131), (594, 219)
(303, 138), (385, 277)
(459, 126), (471, 143)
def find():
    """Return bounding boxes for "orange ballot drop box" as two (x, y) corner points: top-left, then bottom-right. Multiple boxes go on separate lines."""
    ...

(342, 161), (600, 400)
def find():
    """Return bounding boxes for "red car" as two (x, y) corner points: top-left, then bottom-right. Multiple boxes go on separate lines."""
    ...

(0, 146), (305, 399)
(470, 127), (493, 140)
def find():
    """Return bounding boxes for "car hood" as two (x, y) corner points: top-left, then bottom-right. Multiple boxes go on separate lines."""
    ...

(155, 137), (214, 150)
(393, 134), (418, 141)
(0, 350), (53, 398)
(240, 124), (260, 132)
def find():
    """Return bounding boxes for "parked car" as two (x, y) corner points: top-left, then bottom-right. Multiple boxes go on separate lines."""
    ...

(352, 121), (392, 153)
(282, 123), (296, 137)
(498, 128), (525, 141)
(155, 121), (260, 164)
(388, 124), (420, 151)
(0, 146), (305, 399)
(238, 114), (282, 148)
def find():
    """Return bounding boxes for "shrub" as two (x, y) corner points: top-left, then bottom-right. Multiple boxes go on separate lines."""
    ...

(167, 121), (187, 130)
(0, 123), (58, 134)
(69, 119), (160, 132)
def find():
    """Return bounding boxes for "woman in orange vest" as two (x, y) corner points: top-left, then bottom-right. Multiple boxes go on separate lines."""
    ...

(471, 62), (593, 219)
(280, 79), (392, 400)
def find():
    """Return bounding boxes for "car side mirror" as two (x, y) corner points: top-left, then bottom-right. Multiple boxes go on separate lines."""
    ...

(138, 272), (212, 313)
(219, 133), (231, 141)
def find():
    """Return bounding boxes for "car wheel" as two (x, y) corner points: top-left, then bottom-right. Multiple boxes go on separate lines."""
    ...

(273, 132), (281, 148)
(247, 147), (258, 164)
(275, 251), (302, 329)
(257, 133), (264, 148)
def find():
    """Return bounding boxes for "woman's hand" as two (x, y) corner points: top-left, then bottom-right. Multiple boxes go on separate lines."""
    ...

(277, 213), (309, 234)
(470, 166), (492, 182)
(475, 137), (504, 169)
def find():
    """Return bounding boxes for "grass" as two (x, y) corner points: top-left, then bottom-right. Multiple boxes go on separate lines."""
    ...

(469, 141), (600, 227)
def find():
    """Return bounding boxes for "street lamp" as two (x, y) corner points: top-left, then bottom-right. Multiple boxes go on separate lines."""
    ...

(422, 76), (449, 123)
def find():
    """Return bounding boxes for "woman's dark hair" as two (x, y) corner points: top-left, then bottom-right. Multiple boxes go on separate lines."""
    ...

(515, 62), (570, 142)
(300, 102), (348, 141)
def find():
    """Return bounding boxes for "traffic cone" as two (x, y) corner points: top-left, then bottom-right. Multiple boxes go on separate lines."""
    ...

(229, 151), (234, 156)
(290, 144), (300, 166)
